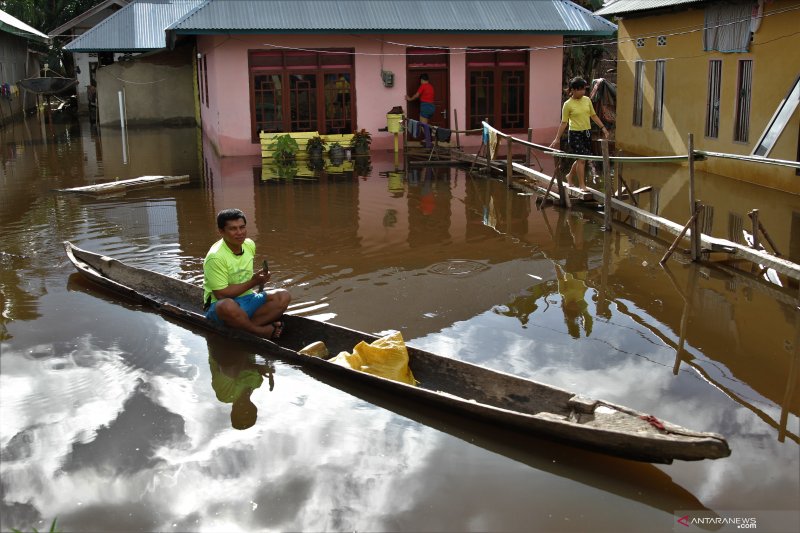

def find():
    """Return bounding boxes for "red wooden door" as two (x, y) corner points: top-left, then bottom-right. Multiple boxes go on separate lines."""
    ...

(406, 69), (449, 129)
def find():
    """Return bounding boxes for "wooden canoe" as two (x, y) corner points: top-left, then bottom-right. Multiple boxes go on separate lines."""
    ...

(64, 241), (731, 463)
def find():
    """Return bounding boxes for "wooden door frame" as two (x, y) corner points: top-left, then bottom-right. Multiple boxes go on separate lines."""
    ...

(406, 48), (450, 128)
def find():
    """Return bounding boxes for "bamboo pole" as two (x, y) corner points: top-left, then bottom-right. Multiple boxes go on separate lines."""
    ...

(602, 139), (612, 230)
(660, 204), (705, 265)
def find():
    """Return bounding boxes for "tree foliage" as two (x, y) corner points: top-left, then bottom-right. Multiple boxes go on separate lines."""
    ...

(563, 0), (618, 85)
(0, 0), (106, 33)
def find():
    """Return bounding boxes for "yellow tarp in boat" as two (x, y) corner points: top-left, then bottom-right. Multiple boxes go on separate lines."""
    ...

(327, 331), (417, 386)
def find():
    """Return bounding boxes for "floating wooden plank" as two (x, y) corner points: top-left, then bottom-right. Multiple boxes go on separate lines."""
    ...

(57, 175), (190, 197)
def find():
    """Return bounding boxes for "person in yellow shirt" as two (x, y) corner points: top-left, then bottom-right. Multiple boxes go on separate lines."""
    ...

(203, 208), (291, 339)
(549, 77), (609, 191)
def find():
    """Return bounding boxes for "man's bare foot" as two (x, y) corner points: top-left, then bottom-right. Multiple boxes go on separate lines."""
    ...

(255, 323), (279, 339)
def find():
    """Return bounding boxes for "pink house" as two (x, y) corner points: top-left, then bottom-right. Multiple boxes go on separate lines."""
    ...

(64, 1), (615, 156)
(170, 0), (615, 156)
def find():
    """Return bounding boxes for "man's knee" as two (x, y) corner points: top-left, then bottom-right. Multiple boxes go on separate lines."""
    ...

(273, 289), (291, 310)
(215, 299), (238, 320)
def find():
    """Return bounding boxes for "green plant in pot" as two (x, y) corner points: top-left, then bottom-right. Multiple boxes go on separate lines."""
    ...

(328, 142), (345, 164)
(268, 134), (299, 163)
(269, 161), (298, 180)
(354, 155), (372, 177)
(350, 129), (372, 155)
(307, 157), (325, 172)
(306, 136), (326, 159)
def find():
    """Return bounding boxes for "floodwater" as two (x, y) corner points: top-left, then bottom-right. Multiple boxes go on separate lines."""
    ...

(0, 114), (798, 533)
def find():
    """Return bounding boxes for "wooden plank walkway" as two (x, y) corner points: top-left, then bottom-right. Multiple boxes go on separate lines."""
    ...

(57, 175), (190, 196)
(448, 146), (800, 282)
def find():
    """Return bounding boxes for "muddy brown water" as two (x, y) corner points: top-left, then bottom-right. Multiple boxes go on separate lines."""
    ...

(0, 115), (798, 532)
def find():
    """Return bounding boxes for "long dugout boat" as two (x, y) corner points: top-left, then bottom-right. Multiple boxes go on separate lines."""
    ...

(64, 241), (731, 464)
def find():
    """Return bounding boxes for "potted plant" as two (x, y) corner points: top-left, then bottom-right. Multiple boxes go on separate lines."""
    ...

(306, 136), (326, 159)
(266, 161), (298, 180)
(328, 142), (345, 164)
(354, 155), (372, 177)
(307, 157), (325, 173)
(268, 134), (299, 163)
(350, 129), (372, 155)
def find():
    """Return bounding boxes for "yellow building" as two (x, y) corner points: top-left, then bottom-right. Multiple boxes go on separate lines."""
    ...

(596, 0), (800, 193)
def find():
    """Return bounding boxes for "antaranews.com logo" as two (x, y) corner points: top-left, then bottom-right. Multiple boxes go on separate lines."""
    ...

(676, 514), (757, 529)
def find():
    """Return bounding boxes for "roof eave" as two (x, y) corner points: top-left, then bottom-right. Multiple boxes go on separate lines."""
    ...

(48, 0), (129, 37)
(172, 28), (616, 36)
(65, 46), (161, 53)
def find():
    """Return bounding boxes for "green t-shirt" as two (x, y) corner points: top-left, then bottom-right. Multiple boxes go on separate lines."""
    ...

(561, 96), (597, 132)
(209, 355), (264, 403)
(203, 238), (256, 305)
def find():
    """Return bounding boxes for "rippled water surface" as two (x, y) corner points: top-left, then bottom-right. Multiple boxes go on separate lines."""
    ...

(0, 116), (798, 532)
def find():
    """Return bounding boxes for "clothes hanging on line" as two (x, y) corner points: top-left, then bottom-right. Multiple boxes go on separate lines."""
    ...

(406, 119), (420, 138)
(435, 127), (452, 143)
(420, 123), (432, 148)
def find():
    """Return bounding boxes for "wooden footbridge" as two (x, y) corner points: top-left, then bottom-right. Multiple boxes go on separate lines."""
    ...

(406, 118), (800, 286)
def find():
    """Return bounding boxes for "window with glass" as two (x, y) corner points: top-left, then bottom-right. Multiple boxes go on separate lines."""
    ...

(633, 61), (644, 127)
(705, 60), (722, 138)
(249, 50), (354, 141)
(466, 49), (527, 130)
(652, 60), (666, 130)
(734, 59), (753, 143)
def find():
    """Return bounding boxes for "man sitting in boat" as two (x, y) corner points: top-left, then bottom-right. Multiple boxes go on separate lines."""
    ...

(203, 208), (291, 339)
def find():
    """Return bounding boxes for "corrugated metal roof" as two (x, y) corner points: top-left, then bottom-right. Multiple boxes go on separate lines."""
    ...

(169, 0), (616, 34)
(49, 0), (130, 37)
(0, 8), (50, 41)
(595, 0), (709, 17)
(65, 0), (204, 52)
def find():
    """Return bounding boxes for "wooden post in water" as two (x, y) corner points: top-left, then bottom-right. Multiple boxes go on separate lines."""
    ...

(694, 200), (705, 260)
(750, 209), (761, 249)
(602, 139), (612, 231)
(660, 204), (704, 265)
(526, 128), (532, 167)
(688, 134), (700, 261)
(506, 136), (513, 188)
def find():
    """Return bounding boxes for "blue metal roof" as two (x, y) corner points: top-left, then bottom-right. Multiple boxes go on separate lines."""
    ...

(170, 0), (616, 35)
(65, 0), (204, 52)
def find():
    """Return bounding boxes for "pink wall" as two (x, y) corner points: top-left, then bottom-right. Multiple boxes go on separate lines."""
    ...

(198, 33), (564, 156)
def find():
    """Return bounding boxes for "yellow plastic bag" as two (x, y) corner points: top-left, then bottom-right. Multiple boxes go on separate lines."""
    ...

(329, 331), (417, 386)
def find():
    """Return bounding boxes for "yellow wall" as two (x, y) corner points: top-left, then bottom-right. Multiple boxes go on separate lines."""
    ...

(615, 1), (800, 192)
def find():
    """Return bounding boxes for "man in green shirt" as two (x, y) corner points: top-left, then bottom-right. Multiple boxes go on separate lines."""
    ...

(203, 208), (290, 339)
